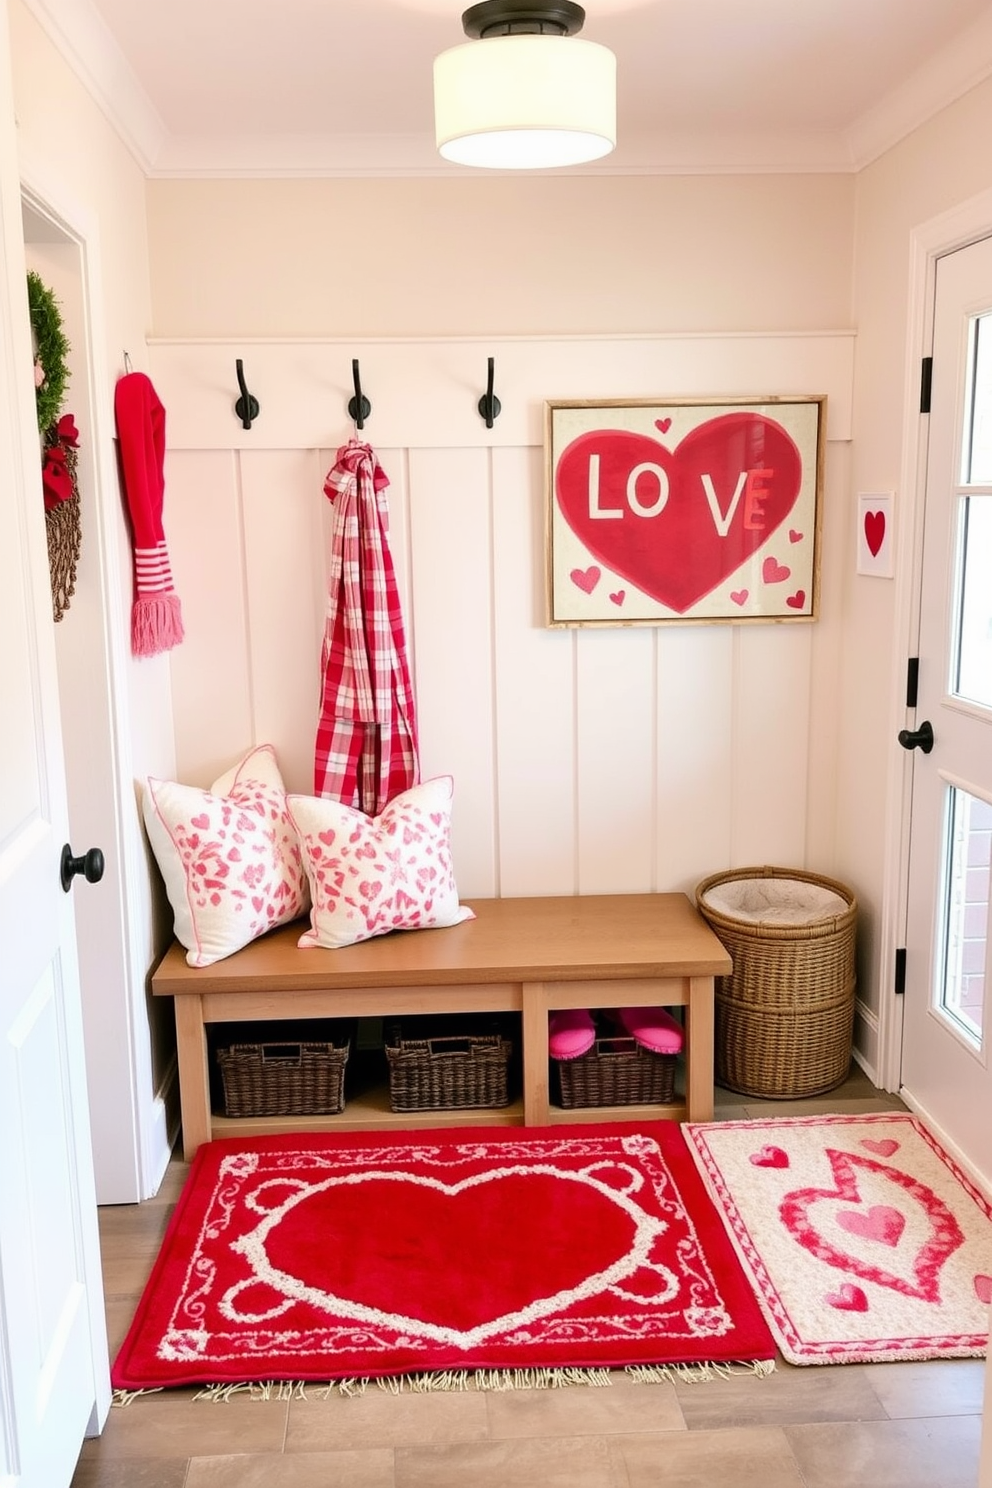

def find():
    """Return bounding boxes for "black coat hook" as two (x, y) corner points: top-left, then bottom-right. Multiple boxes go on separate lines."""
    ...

(478, 356), (501, 429)
(234, 359), (259, 430)
(123, 350), (133, 374)
(348, 358), (371, 430)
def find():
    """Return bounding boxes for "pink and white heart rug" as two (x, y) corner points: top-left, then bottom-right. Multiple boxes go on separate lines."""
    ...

(111, 1124), (774, 1388)
(685, 1113), (992, 1364)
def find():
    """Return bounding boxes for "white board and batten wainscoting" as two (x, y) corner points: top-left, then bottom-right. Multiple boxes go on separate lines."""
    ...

(148, 331), (862, 1040)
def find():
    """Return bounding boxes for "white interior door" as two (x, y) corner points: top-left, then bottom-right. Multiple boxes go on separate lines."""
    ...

(901, 234), (992, 1184)
(0, 1), (110, 1482)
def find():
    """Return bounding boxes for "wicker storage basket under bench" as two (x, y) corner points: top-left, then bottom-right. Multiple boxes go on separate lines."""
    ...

(554, 1034), (678, 1109)
(215, 1022), (353, 1117)
(384, 1017), (515, 1112)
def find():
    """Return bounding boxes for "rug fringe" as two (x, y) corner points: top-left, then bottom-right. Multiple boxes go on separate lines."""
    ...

(335, 1377), (371, 1398)
(112, 1387), (164, 1406)
(308, 1368), (613, 1396)
(189, 1380), (313, 1402)
(377, 1370), (472, 1393)
(471, 1367), (614, 1391)
(192, 1382), (259, 1402)
(625, 1359), (777, 1385)
(168, 1361), (774, 1401)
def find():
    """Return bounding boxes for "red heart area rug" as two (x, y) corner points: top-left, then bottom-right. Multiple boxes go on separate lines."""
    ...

(685, 1113), (992, 1364)
(112, 1123), (775, 1388)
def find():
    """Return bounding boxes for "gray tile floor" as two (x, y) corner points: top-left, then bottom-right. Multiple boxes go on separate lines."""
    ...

(73, 1068), (988, 1487)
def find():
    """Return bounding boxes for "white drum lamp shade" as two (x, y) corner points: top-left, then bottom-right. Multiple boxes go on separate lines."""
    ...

(434, 5), (616, 170)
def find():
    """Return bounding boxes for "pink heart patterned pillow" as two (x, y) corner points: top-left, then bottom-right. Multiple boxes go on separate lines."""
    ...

(142, 744), (310, 967)
(287, 776), (475, 949)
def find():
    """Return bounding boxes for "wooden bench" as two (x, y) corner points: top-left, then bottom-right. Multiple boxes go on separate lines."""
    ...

(151, 892), (731, 1159)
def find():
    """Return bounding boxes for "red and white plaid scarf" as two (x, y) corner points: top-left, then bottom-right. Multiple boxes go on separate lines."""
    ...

(313, 439), (419, 815)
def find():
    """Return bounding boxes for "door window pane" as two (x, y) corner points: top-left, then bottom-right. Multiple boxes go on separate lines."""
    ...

(952, 310), (992, 709)
(937, 786), (989, 1043)
(966, 311), (992, 483)
(954, 496), (992, 708)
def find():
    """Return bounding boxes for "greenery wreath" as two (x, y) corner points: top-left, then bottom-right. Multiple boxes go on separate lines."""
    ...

(27, 268), (71, 433)
(27, 269), (80, 621)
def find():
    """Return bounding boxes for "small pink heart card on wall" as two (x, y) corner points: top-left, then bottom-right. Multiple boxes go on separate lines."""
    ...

(546, 396), (825, 626)
(857, 492), (894, 577)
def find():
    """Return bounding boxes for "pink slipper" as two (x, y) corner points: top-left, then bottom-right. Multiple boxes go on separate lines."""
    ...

(548, 1009), (596, 1061)
(616, 1007), (684, 1055)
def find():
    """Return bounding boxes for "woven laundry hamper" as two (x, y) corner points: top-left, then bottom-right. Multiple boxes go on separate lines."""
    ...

(695, 866), (858, 1099)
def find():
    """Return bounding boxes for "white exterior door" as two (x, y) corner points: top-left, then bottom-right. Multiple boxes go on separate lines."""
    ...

(0, 1), (110, 1482)
(901, 234), (992, 1183)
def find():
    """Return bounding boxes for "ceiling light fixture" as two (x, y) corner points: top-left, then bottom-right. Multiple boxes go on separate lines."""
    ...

(433, 1), (616, 170)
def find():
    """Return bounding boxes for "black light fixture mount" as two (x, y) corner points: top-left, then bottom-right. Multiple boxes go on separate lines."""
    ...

(461, 1), (587, 39)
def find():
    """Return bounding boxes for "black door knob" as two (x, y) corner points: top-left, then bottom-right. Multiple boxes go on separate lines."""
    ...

(60, 844), (105, 893)
(897, 720), (934, 754)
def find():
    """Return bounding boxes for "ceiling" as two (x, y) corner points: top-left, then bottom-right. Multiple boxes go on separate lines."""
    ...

(31, 0), (992, 175)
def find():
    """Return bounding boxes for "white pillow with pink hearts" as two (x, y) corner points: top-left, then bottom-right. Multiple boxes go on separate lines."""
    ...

(142, 743), (310, 967)
(287, 776), (475, 949)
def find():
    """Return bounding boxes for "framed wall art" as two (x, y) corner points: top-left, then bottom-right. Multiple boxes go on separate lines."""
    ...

(546, 395), (825, 626)
(856, 491), (894, 578)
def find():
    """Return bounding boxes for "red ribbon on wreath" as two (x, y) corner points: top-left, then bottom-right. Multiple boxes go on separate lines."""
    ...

(42, 413), (80, 510)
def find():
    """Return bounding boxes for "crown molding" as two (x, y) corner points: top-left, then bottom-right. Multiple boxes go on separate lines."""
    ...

(20, 0), (166, 171)
(846, 8), (992, 170)
(149, 126), (854, 179)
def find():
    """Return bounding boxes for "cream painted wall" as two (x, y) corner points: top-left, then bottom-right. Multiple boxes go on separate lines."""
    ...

(146, 173), (855, 339)
(10, 0), (177, 1197)
(147, 335), (854, 939)
(143, 172), (866, 1075)
(839, 77), (992, 1067)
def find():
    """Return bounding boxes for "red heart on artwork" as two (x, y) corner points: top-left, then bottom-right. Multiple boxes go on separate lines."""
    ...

(609, 590), (625, 606)
(762, 556), (790, 584)
(555, 413), (803, 614)
(570, 566), (600, 595)
(730, 589), (748, 606)
(655, 418), (672, 433)
(864, 510), (886, 557)
(786, 590), (806, 610)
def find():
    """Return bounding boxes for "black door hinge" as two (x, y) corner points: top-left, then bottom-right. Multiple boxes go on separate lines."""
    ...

(920, 356), (933, 414)
(906, 657), (919, 709)
(895, 947), (907, 995)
